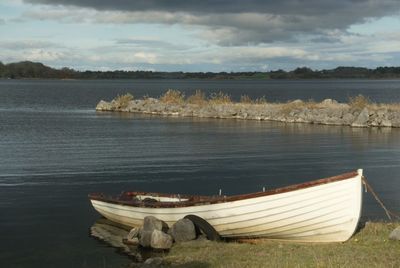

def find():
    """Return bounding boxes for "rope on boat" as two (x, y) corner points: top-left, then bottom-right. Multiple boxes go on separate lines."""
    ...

(362, 175), (400, 221)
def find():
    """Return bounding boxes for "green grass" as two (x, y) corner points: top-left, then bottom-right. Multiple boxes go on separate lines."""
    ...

(163, 222), (400, 268)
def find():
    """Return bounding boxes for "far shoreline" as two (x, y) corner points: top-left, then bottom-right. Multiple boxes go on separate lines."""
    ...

(3, 77), (400, 81)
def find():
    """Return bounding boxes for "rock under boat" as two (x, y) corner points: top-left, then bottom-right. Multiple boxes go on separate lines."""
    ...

(89, 169), (363, 242)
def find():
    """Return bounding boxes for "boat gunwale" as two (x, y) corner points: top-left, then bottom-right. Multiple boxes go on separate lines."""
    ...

(88, 170), (359, 208)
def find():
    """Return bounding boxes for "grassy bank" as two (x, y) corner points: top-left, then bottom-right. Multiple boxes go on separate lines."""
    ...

(162, 222), (399, 267)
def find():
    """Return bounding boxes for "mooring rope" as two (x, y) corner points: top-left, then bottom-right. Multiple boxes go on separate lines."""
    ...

(362, 175), (400, 221)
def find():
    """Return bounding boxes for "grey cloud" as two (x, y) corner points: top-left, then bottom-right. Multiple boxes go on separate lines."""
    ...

(307, 30), (359, 44)
(22, 1), (400, 17)
(21, 9), (351, 45)
(114, 38), (189, 50)
(310, 36), (343, 44)
(0, 40), (60, 50)
(22, 1), (400, 45)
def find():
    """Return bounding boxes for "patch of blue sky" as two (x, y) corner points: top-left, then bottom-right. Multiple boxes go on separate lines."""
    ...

(2, 17), (199, 51)
(0, 3), (24, 19)
(349, 16), (400, 35)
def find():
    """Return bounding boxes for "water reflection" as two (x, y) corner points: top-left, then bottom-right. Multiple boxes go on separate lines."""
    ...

(90, 218), (163, 263)
(105, 112), (400, 147)
(278, 122), (400, 143)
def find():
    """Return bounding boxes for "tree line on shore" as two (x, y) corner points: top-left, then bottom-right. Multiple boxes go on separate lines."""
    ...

(1, 61), (400, 80)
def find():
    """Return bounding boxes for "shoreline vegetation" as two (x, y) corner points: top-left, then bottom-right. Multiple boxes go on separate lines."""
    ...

(2, 61), (400, 79)
(96, 90), (400, 128)
(160, 222), (400, 267)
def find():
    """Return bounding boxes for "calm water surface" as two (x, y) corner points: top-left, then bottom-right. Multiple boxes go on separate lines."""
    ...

(0, 79), (400, 267)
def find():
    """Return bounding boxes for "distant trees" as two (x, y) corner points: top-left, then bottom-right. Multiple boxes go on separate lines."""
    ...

(0, 61), (400, 79)
(269, 66), (400, 79)
(373, 66), (400, 78)
(292, 67), (315, 79)
(0, 62), (5, 77)
(1, 61), (60, 79)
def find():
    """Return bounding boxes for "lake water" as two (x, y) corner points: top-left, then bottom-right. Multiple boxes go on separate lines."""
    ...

(0, 79), (400, 267)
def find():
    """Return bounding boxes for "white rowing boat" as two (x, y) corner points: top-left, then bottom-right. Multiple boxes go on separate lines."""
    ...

(89, 169), (363, 242)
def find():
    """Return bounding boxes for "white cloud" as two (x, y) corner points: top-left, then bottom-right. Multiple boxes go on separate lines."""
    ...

(86, 51), (160, 65)
(206, 46), (320, 63)
(131, 52), (157, 64)
(24, 49), (66, 61)
(2, 1), (400, 71)
(0, 40), (58, 49)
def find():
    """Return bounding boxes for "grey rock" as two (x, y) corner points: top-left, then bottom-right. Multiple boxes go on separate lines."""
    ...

(351, 107), (369, 127)
(198, 107), (214, 118)
(110, 100), (119, 109)
(139, 230), (153, 248)
(150, 230), (173, 249)
(380, 119), (392, 127)
(126, 102), (140, 112)
(170, 218), (196, 242)
(143, 216), (169, 233)
(377, 109), (388, 117)
(387, 112), (396, 120)
(146, 98), (159, 103)
(290, 99), (303, 104)
(389, 227), (400, 240)
(326, 107), (344, 118)
(139, 217), (171, 248)
(143, 257), (164, 267)
(321, 99), (338, 105)
(369, 119), (380, 127)
(217, 105), (237, 117)
(124, 237), (139, 245)
(392, 117), (400, 127)
(96, 100), (112, 111)
(342, 113), (355, 124)
(128, 227), (140, 239)
(181, 107), (194, 117)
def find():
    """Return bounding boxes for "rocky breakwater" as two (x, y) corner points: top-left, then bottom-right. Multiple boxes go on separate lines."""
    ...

(96, 91), (400, 128)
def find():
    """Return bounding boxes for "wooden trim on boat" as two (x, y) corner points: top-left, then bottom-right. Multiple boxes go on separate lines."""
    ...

(88, 170), (359, 208)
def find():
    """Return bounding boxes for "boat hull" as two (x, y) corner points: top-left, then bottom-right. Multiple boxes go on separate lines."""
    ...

(90, 170), (362, 242)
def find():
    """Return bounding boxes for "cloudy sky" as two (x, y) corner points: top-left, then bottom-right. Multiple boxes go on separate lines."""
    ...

(1, 0), (400, 72)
